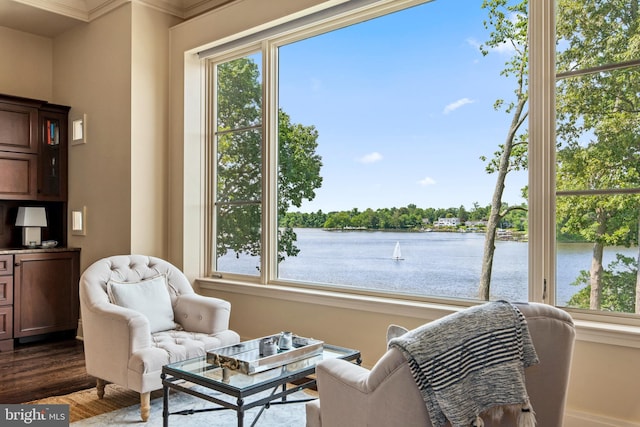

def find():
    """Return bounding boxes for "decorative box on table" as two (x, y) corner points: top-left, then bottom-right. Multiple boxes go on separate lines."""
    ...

(206, 335), (324, 374)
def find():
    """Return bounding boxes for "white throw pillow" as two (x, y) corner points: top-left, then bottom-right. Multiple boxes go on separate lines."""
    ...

(107, 274), (176, 333)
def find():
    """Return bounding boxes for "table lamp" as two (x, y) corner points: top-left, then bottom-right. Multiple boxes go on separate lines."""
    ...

(15, 207), (47, 247)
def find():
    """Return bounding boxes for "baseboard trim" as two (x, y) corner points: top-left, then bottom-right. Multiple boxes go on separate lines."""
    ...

(565, 410), (640, 427)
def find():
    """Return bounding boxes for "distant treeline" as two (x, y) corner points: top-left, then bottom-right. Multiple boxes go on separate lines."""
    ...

(281, 203), (529, 231)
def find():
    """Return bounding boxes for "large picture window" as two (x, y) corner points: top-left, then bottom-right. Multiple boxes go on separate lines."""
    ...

(204, 0), (640, 322)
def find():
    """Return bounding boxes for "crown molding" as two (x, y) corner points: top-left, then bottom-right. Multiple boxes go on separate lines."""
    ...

(9, 0), (235, 22)
(10, 0), (89, 21)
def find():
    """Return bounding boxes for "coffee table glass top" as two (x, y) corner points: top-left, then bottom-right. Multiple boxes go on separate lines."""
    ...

(163, 344), (359, 393)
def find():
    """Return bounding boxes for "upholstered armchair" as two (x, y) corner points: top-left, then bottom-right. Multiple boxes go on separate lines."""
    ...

(306, 302), (575, 427)
(79, 254), (240, 421)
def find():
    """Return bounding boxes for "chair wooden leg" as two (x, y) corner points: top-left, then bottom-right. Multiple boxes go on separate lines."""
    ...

(96, 378), (106, 399)
(140, 392), (151, 421)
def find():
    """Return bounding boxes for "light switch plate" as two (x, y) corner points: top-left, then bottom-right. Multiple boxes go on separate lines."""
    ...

(71, 113), (87, 145)
(71, 206), (86, 236)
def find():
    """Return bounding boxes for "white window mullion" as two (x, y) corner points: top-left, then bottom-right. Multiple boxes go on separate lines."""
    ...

(262, 41), (279, 284)
(528, 0), (557, 304)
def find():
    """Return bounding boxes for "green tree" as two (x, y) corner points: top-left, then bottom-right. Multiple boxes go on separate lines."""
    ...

(568, 254), (638, 313)
(458, 205), (469, 223)
(478, 0), (529, 300)
(216, 57), (322, 263)
(278, 110), (323, 261)
(555, 0), (640, 311)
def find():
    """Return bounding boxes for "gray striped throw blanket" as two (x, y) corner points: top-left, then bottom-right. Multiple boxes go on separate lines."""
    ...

(388, 301), (538, 427)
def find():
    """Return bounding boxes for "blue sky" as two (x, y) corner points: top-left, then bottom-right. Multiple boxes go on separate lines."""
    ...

(278, 0), (528, 213)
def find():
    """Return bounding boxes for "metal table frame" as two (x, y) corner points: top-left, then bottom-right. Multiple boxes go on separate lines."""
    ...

(161, 344), (361, 427)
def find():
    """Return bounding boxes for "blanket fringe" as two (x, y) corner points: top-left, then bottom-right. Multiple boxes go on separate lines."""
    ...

(517, 403), (536, 427)
(475, 403), (536, 427)
(471, 415), (484, 426)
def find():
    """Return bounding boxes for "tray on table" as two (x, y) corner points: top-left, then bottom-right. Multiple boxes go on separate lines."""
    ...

(206, 335), (324, 374)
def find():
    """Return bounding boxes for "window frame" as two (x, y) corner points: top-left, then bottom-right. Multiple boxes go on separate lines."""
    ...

(199, 0), (640, 330)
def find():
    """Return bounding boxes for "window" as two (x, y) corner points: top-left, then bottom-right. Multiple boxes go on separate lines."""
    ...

(212, 52), (263, 277)
(207, 0), (531, 304)
(203, 0), (640, 323)
(554, 1), (640, 316)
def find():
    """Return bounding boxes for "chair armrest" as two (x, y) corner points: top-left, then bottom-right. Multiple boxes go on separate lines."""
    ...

(317, 358), (373, 393)
(81, 302), (151, 384)
(173, 293), (231, 334)
(317, 348), (407, 395)
(84, 302), (152, 350)
(315, 358), (372, 426)
(315, 349), (429, 427)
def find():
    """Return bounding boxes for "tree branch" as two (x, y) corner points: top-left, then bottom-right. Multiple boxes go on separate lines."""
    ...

(499, 205), (528, 218)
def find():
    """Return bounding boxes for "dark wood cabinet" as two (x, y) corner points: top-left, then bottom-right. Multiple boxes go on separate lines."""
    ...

(0, 254), (14, 350)
(13, 250), (80, 339)
(38, 105), (69, 201)
(0, 94), (69, 201)
(0, 98), (39, 154)
(0, 94), (77, 350)
(0, 151), (38, 199)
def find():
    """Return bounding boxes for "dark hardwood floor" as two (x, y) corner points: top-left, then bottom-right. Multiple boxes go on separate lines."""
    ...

(0, 334), (96, 403)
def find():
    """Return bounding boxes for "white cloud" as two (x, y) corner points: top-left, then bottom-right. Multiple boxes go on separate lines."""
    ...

(443, 98), (475, 114)
(467, 13), (524, 56)
(492, 41), (517, 55)
(357, 152), (383, 164)
(418, 176), (436, 186)
(466, 38), (481, 50)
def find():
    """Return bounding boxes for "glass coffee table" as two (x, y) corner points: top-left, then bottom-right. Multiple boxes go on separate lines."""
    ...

(161, 342), (360, 427)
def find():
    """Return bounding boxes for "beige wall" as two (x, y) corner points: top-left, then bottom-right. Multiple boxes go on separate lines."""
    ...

(169, 1), (640, 426)
(53, 4), (133, 270)
(568, 340), (640, 423)
(51, 3), (179, 271)
(0, 26), (52, 100)
(130, 4), (182, 257)
(0, 27), (53, 101)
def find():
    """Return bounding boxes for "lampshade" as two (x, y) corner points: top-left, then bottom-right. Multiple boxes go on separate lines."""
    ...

(15, 207), (48, 227)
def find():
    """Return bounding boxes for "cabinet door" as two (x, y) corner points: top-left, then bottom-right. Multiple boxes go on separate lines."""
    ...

(0, 275), (12, 306)
(38, 108), (68, 201)
(0, 255), (12, 274)
(13, 251), (79, 338)
(0, 102), (38, 154)
(0, 306), (13, 342)
(0, 151), (38, 199)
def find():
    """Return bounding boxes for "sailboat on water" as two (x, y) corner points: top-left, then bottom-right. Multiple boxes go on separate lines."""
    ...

(392, 241), (404, 261)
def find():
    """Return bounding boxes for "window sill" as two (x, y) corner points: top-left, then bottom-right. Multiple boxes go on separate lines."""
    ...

(197, 278), (640, 349)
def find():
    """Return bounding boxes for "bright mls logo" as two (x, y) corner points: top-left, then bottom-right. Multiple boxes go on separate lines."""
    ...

(1, 405), (68, 426)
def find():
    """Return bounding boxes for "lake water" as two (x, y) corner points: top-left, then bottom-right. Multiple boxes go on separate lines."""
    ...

(221, 228), (639, 305)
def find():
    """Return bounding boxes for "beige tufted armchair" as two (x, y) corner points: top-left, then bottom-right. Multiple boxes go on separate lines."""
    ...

(306, 302), (575, 427)
(79, 254), (240, 421)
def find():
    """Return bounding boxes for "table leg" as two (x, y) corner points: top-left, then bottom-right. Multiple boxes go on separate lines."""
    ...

(237, 398), (244, 427)
(162, 373), (169, 427)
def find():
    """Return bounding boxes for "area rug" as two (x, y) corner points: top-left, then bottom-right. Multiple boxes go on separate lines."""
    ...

(28, 384), (163, 422)
(30, 383), (312, 426)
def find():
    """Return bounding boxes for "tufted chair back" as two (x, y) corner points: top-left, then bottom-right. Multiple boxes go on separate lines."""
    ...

(81, 254), (193, 306)
(79, 254), (240, 421)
